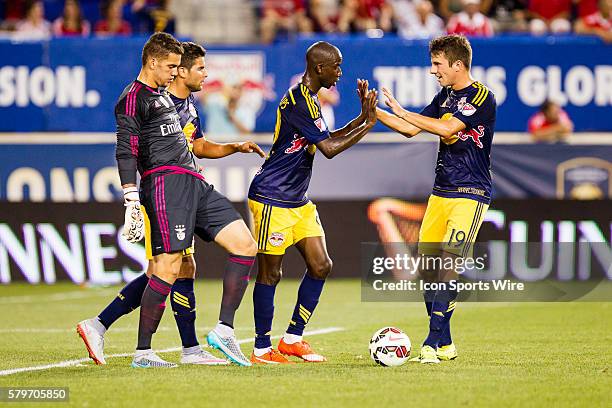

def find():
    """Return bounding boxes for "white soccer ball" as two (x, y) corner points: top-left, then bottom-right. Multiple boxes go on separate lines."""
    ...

(369, 327), (411, 367)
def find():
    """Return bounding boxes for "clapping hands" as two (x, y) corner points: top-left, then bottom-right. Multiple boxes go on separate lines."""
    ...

(357, 78), (378, 127)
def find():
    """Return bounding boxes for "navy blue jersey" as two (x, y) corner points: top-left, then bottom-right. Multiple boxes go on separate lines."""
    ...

(169, 93), (204, 152)
(114, 80), (198, 185)
(248, 83), (330, 208)
(421, 82), (496, 204)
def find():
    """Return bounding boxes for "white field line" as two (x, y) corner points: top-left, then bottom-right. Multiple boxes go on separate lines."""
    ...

(0, 327), (344, 377)
(0, 327), (213, 334)
(0, 289), (116, 305)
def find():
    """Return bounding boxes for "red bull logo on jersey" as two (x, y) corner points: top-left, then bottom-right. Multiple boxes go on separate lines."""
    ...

(285, 135), (308, 154)
(457, 125), (485, 148)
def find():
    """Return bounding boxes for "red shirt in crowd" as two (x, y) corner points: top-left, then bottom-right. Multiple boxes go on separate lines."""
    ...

(581, 11), (612, 30)
(53, 18), (91, 36)
(528, 0), (572, 20)
(447, 12), (494, 37)
(528, 109), (572, 134)
(94, 19), (132, 35)
(577, 0), (599, 18)
(263, 0), (305, 17)
(357, 0), (387, 19)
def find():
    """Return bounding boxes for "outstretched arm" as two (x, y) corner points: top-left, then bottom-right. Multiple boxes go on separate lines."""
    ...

(316, 85), (378, 159)
(382, 87), (465, 141)
(192, 138), (265, 159)
(376, 107), (421, 138)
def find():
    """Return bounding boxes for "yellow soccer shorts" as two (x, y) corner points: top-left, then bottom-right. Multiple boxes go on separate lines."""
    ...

(418, 195), (489, 258)
(248, 199), (325, 255)
(142, 205), (195, 260)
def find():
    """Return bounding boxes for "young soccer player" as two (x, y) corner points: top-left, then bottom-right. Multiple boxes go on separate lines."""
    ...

(377, 34), (497, 364)
(78, 33), (262, 368)
(248, 41), (378, 364)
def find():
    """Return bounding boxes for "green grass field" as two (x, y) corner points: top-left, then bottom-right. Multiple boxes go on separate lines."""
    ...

(0, 280), (610, 407)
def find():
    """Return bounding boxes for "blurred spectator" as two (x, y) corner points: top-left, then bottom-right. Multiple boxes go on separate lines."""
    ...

(437, 0), (492, 20)
(260, 0), (313, 43)
(309, 0), (341, 32)
(53, 0), (91, 37)
(131, 0), (175, 34)
(95, 0), (132, 36)
(1, 0), (27, 30)
(15, 0), (51, 40)
(201, 81), (257, 139)
(528, 0), (572, 35)
(575, 0), (612, 42)
(447, 0), (494, 36)
(577, 0), (600, 17)
(392, 0), (445, 39)
(528, 100), (574, 143)
(338, 0), (394, 33)
(487, 0), (528, 32)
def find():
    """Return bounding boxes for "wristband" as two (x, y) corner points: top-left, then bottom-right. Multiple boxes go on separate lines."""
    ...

(123, 186), (139, 202)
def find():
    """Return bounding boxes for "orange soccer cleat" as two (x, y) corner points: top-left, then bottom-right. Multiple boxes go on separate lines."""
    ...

(278, 338), (327, 362)
(250, 348), (295, 365)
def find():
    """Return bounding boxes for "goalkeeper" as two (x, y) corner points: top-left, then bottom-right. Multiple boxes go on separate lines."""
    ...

(77, 33), (262, 368)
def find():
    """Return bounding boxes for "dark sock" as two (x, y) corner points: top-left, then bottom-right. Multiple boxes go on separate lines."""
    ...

(423, 288), (435, 317)
(98, 273), (149, 329)
(286, 273), (325, 336)
(137, 275), (172, 350)
(170, 278), (198, 348)
(423, 288), (457, 348)
(219, 254), (255, 327)
(440, 321), (453, 347)
(253, 282), (276, 349)
(439, 288), (458, 347)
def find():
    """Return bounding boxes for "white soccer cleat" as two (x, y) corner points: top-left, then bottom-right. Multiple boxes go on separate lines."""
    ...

(76, 318), (106, 365)
(180, 348), (229, 365)
(206, 330), (252, 367)
(131, 351), (177, 368)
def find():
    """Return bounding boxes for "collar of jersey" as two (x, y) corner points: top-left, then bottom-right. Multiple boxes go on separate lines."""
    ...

(136, 79), (160, 93)
(447, 81), (477, 96)
(299, 82), (317, 96)
(168, 92), (186, 102)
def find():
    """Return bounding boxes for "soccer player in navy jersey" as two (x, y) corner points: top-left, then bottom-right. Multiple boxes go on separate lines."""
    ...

(248, 41), (378, 364)
(77, 34), (263, 368)
(377, 35), (497, 364)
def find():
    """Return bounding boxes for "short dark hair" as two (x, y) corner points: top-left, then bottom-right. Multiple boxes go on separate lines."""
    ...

(429, 35), (472, 70)
(540, 99), (556, 113)
(24, 0), (42, 17)
(141, 32), (184, 66)
(180, 42), (206, 70)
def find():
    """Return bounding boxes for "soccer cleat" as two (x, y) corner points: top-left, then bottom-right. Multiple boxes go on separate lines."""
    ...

(180, 348), (229, 365)
(436, 343), (458, 361)
(278, 338), (326, 362)
(131, 352), (177, 368)
(419, 345), (440, 364)
(206, 330), (252, 367)
(250, 349), (295, 365)
(76, 319), (106, 365)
